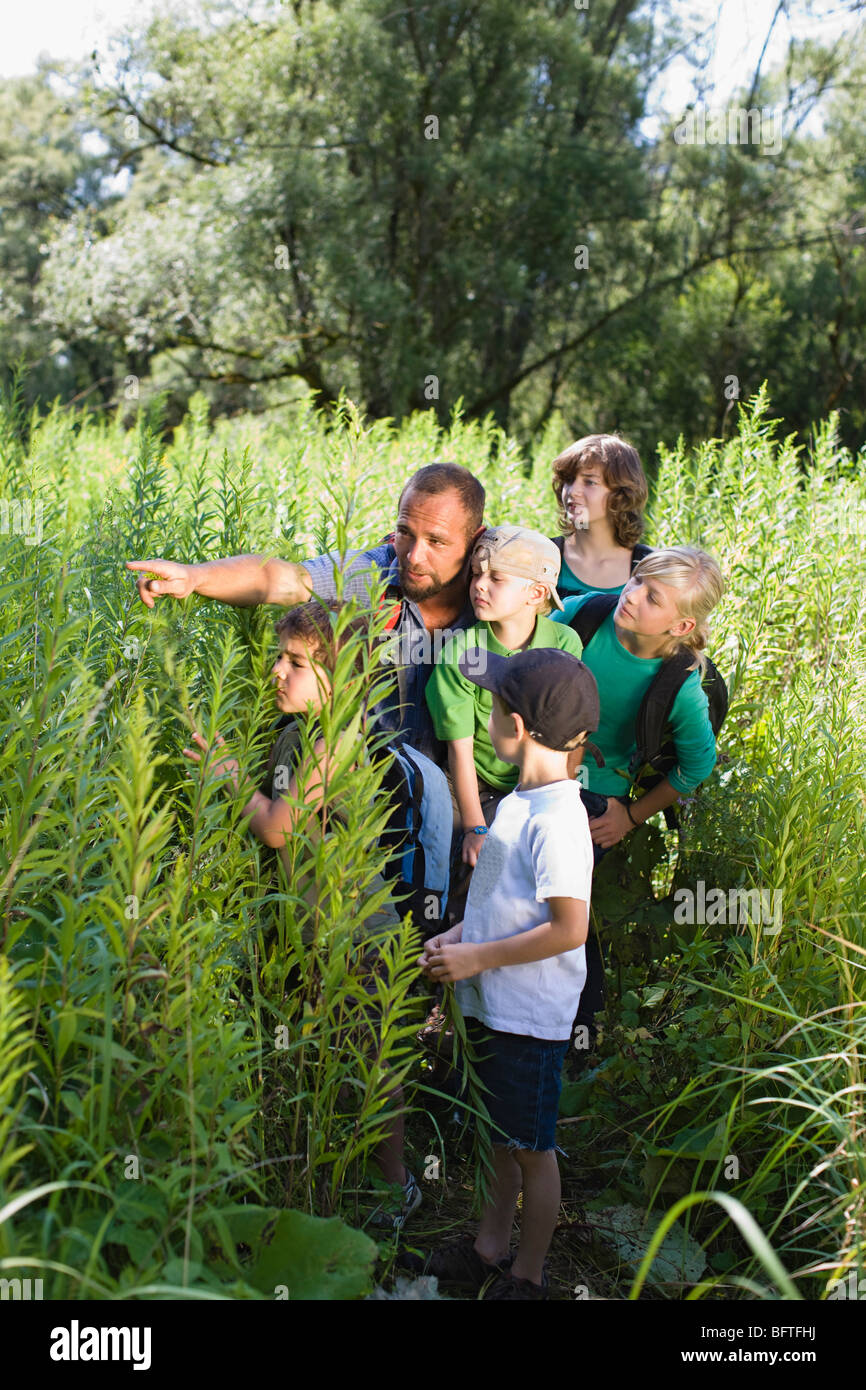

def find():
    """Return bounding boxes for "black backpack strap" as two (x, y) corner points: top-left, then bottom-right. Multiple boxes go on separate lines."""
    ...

(630, 542), (652, 569)
(703, 657), (729, 731)
(403, 745), (427, 890)
(631, 650), (695, 773)
(567, 593), (618, 648)
(551, 534), (565, 556)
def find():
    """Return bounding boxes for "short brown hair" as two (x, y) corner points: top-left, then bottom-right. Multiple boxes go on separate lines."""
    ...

(551, 434), (648, 548)
(275, 600), (367, 674)
(398, 461), (485, 538)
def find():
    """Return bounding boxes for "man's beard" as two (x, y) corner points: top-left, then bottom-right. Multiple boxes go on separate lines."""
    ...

(398, 563), (446, 602)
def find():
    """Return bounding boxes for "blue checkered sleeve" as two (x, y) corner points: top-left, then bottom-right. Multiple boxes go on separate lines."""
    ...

(301, 546), (395, 603)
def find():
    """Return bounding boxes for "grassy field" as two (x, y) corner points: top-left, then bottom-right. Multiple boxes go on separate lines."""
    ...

(1, 382), (864, 1300)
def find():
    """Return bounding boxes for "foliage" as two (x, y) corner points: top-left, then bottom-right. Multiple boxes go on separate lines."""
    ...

(0, 392), (438, 1297)
(570, 391), (866, 1298)
(0, 70), (119, 409)
(1, 383), (864, 1298)
(3, 2), (865, 451)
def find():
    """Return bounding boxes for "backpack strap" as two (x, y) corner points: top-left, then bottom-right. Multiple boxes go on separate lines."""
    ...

(377, 592), (403, 631)
(631, 649), (696, 775)
(551, 535), (565, 556)
(402, 745), (428, 890)
(379, 742), (452, 934)
(567, 593), (618, 648)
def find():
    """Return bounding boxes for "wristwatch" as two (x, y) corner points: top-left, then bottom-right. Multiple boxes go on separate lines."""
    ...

(465, 825), (488, 836)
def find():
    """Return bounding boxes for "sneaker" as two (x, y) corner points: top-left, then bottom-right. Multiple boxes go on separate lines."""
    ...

(424, 1235), (512, 1291)
(369, 1169), (423, 1231)
(483, 1268), (550, 1300)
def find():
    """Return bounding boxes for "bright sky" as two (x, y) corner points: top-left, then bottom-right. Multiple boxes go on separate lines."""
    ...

(0, 0), (858, 111)
(649, 0), (858, 123)
(1, 0), (147, 75)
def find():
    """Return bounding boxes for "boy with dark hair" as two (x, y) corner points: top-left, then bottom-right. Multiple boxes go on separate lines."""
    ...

(420, 648), (601, 1299)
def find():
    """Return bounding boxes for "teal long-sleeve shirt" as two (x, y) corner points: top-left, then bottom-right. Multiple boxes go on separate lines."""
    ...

(550, 594), (716, 797)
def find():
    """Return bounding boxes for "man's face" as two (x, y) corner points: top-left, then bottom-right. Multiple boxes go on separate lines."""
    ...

(393, 487), (479, 602)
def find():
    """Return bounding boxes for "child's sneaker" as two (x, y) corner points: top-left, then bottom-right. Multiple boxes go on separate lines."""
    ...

(483, 1268), (550, 1300)
(369, 1170), (423, 1231)
(424, 1235), (512, 1291)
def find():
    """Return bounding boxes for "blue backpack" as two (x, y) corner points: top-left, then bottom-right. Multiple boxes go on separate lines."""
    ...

(379, 743), (451, 938)
(264, 718), (451, 936)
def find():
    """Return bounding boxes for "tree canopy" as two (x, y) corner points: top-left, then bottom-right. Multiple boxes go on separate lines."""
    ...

(3, 0), (865, 455)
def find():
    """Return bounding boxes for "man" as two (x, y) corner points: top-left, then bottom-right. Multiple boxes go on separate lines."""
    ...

(128, 461), (486, 763)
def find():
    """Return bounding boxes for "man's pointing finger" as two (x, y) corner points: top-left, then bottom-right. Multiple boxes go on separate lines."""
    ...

(126, 561), (166, 607)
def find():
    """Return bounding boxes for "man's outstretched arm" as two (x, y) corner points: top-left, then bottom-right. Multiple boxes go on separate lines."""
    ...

(127, 554), (313, 609)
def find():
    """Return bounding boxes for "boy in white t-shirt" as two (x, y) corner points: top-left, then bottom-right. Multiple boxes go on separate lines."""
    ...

(419, 647), (601, 1300)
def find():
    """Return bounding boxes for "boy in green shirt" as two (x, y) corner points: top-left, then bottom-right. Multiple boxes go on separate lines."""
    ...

(425, 527), (583, 914)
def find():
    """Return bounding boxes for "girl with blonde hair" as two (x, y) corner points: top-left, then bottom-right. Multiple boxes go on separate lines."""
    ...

(554, 545), (724, 842)
(551, 545), (725, 1035)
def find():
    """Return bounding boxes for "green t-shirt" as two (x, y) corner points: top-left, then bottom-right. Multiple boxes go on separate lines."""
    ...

(424, 614), (584, 792)
(550, 595), (716, 796)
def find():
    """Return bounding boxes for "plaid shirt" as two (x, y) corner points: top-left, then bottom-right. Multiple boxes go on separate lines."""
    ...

(301, 544), (474, 765)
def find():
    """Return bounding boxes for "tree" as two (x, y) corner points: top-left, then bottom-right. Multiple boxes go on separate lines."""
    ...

(0, 67), (117, 409)
(26, 0), (866, 451)
(37, 0), (685, 427)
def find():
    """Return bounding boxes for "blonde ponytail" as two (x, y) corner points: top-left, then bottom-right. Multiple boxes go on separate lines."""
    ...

(631, 547), (724, 672)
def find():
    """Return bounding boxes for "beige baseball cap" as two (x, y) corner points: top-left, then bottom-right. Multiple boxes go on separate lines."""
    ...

(472, 525), (564, 611)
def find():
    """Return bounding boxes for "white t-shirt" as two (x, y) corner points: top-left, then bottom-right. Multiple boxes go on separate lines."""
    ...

(456, 779), (593, 1041)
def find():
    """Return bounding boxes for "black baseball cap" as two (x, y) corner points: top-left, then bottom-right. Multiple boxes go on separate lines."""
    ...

(458, 647), (604, 760)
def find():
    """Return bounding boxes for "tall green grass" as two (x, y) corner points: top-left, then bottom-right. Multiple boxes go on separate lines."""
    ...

(0, 399), (437, 1296)
(1, 382), (864, 1297)
(581, 390), (866, 1298)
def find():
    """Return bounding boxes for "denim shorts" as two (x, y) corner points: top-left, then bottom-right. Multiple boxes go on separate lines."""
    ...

(466, 1018), (569, 1152)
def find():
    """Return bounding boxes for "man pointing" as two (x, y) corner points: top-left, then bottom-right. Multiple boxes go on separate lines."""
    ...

(128, 462), (485, 763)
